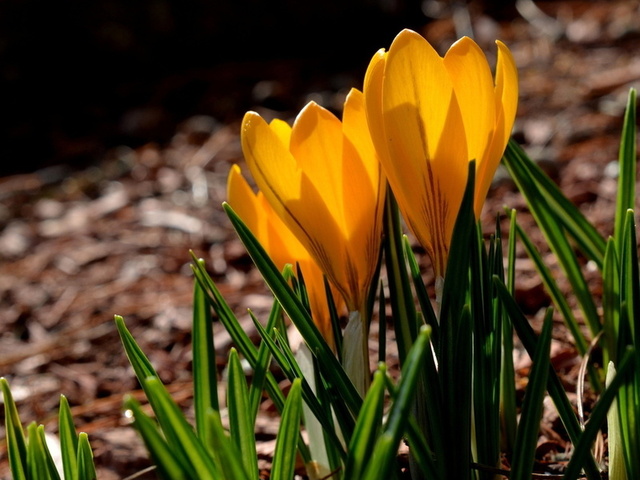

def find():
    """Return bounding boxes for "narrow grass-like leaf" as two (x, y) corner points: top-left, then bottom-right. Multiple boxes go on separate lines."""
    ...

(564, 347), (635, 480)
(503, 141), (603, 341)
(515, 222), (589, 355)
(143, 377), (219, 479)
(58, 395), (79, 480)
(613, 88), (637, 249)
(494, 277), (601, 479)
(76, 433), (97, 480)
(326, 276), (344, 363)
(37, 425), (62, 480)
(117, 314), (220, 476)
(26, 423), (60, 480)
(115, 315), (160, 382)
(190, 258), (314, 464)
(344, 366), (386, 479)
(501, 209), (518, 455)
(383, 189), (418, 365)
(362, 326), (431, 480)
(1, 378), (28, 480)
(510, 310), (552, 480)
(207, 409), (251, 480)
(618, 209), (640, 479)
(192, 279), (218, 443)
(503, 139), (606, 266)
(605, 362), (627, 480)
(403, 234), (439, 347)
(248, 299), (280, 422)
(271, 378), (303, 480)
(250, 312), (346, 456)
(124, 395), (189, 480)
(378, 282), (387, 364)
(224, 203), (362, 418)
(471, 224), (503, 475)
(602, 238), (620, 366)
(438, 162), (475, 480)
(227, 348), (259, 480)
(190, 257), (289, 415)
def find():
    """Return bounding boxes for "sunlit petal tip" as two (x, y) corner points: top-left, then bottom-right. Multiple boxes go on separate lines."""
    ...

(446, 35), (485, 61)
(390, 28), (427, 51)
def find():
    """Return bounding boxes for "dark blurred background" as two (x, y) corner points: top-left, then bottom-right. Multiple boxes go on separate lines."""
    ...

(0, 0), (438, 174)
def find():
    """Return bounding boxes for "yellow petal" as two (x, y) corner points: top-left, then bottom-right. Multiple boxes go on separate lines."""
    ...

(495, 40), (519, 138)
(290, 102), (346, 229)
(476, 40), (519, 215)
(244, 110), (350, 305)
(380, 29), (468, 274)
(444, 36), (496, 168)
(269, 118), (293, 147)
(364, 48), (388, 163)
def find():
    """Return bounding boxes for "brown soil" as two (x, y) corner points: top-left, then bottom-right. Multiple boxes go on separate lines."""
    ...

(1, 1), (639, 477)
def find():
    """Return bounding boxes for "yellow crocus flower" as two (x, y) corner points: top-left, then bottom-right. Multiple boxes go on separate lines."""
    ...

(240, 88), (386, 316)
(364, 29), (518, 279)
(227, 164), (342, 347)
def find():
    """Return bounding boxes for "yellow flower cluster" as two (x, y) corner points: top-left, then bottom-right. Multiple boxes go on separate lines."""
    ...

(227, 29), (518, 343)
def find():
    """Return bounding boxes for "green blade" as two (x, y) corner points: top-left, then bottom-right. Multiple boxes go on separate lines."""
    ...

(75, 433), (97, 480)
(362, 326), (432, 480)
(227, 348), (259, 479)
(613, 88), (637, 250)
(124, 395), (189, 480)
(58, 395), (79, 480)
(271, 378), (303, 480)
(509, 310), (552, 480)
(1, 378), (28, 480)
(192, 278), (219, 443)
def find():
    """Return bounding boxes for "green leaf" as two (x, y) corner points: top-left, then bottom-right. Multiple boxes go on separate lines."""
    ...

(76, 433), (97, 480)
(564, 348), (635, 480)
(248, 299), (280, 423)
(344, 366), (386, 479)
(363, 326), (432, 480)
(500, 210), (518, 456)
(403, 234), (439, 347)
(271, 378), (303, 480)
(1, 377), (28, 480)
(494, 277), (601, 480)
(503, 140), (603, 344)
(58, 395), (79, 480)
(250, 313), (345, 457)
(142, 377), (220, 479)
(509, 310), (552, 480)
(383, 189), (418, 364)
(124, 395), (189, 480)
(605, 362), (627, 480)
(503, 139), (606, 266)
(192, 278), (218, 444)
(438, 162), (476, 480)
(614, 88), (637, 250)
(26, 423), (61, 480)
(515, 221), (589, 355)
(602, 238), (621, 366)
(115, 315), (160, 384)
(208, 409), (251, 480)
(227, 348), (259, 480)
(190, 257), (288, 417)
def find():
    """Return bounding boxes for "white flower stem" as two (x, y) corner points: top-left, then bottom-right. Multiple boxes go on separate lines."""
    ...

(342, 310), (370, 397)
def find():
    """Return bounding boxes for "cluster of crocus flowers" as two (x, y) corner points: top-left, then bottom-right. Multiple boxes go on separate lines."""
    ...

(231, 88), (386, 394)
(364, 29), (518, 280)
(228, 29), (517, 393)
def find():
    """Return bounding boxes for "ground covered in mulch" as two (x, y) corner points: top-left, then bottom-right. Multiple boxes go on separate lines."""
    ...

(1, 1), (639, 478)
